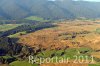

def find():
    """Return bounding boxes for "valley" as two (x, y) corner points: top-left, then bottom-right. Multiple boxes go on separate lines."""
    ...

(0, 0), (100, 66)
(0, 19), (100, 66)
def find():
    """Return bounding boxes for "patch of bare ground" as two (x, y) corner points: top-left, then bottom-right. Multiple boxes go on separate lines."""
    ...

(0, 64), (9, 66)
(91, 52), (100, 58)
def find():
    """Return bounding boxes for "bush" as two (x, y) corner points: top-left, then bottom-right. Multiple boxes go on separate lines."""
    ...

(95, 28), (100, 34)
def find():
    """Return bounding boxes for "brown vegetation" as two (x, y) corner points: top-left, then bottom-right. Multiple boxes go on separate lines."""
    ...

(0, 64), (9, 66)
(17, 20), (100, 66)
(18, 20), (100, 51)
(40, 63), (88, 66)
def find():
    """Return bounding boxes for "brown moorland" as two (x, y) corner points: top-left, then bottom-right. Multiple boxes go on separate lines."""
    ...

(18, 20), (100, 50)
(18, 20), (100, 66)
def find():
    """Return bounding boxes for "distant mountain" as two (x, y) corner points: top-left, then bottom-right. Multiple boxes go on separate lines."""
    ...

(0, 0), (100, 20)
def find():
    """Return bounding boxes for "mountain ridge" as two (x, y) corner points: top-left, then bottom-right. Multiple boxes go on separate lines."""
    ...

(0, 0), (100, 20)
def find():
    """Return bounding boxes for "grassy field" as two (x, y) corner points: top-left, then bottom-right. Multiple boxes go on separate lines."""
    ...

(0, 24), (21, 31)
(9, 61), (38, 66)
(25, 16), (49, 22)
(8, 31), (27, 38)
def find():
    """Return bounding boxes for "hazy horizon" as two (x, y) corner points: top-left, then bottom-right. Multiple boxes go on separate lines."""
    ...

(84, 0), (100, 2)
(50, 0), (100, 2)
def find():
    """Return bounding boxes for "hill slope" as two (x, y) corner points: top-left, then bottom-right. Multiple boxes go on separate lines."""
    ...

(0, 0), (100, 19)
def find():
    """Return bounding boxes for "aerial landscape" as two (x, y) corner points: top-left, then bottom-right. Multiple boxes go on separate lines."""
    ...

(0, 0), (100, 66)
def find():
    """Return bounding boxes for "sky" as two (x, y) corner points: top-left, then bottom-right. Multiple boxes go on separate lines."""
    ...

(83, 0), (100, 2)
(49, 0), (100, 2)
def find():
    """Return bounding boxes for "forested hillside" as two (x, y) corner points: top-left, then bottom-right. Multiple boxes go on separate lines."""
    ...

(0, 0), (100, 20)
